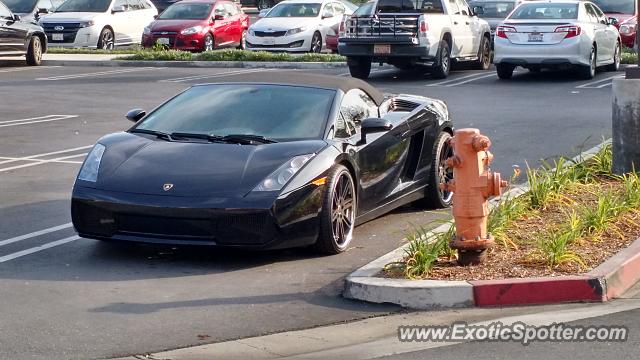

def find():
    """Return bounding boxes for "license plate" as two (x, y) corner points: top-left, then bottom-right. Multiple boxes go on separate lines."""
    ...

(157, 37), (170, 45)
(528, 33), (543, 42)
(374, 44), (391, 54)
(262, 38), (275, 45)
(52, 33), (63, 41)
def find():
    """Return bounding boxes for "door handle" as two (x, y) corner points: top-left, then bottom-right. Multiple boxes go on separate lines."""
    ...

(454, 21), (458, 25)
(466, 22), (470, 25)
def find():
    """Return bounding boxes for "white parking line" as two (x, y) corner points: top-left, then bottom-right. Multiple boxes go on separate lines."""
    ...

(159, 68), (274, 83)
(36, 67), (159, 81)
(0, 145), (91, 166)
(575, 74), (624, 89)
(0, 66), (60, 73)
(0, 115), (78, 128)
(0, 223), (73, 248)
(337, 68), (398, 77)
(0, 236), (80, 263)
(441, 73), (498, 87)
(0, 156), (83, 165)
(425, 72), (491, 86)
(0, 153), (87, 172)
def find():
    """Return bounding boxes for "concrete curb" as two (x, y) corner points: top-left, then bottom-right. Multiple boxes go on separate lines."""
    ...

(41, 59), (348, 69)
(344, 139), (640, 309)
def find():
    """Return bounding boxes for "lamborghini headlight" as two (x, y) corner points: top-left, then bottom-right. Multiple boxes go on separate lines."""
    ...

(253, 154), (315, 192)
(77, 144), (105, 182)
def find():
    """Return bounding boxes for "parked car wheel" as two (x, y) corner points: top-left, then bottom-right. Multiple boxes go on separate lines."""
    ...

(474, 36), (491, 70)
(25, 35), (43, 66)
(97, 27), (114, 50)
(347, 57), (371, 79)
(431, 40), (450, 79)
(310, 31), (322, 53)
(314, 165), (356, 254)
(257, 0), (273, 10)
(578, 45), (596, 80)
(203, 34), (214, 52)
(416, 131), (453, 209)
(606, 42), (621, 72)
(496, 63), (515, 79)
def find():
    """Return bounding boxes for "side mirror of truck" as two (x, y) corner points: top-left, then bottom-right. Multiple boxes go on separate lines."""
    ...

(472, 6), (484, 16)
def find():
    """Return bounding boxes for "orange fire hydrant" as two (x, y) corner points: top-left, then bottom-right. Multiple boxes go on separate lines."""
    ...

(441, 128), (508, 266)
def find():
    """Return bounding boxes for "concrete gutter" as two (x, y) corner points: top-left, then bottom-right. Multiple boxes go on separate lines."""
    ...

(343, 139), (640, 309)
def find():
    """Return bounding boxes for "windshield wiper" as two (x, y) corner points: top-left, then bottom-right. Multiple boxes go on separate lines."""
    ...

(130, 128), (173, 141)
(170, 132), (224, 142)
(221, 134), (278, 144)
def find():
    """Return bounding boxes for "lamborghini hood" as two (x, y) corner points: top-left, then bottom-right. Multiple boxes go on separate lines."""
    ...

(92, 133), (327, 197)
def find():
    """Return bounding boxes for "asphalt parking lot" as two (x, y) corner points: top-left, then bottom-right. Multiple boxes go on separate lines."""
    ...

(0, 62), (620, 359)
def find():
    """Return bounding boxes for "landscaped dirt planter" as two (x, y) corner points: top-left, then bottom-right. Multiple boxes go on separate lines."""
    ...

(345, 141), (640, 309)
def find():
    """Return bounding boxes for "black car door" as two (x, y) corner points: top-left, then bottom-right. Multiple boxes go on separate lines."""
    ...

(0, 3), (27, 53)
(334, 89), (411, 215)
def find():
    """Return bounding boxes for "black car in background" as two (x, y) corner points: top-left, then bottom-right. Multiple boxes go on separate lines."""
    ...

(0, 1), (47, 65)
(71, 73), (454, 254)
(239, 0), (282, 10)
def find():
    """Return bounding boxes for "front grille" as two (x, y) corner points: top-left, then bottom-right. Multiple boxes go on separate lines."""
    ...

(117, 214), (213, 239)
(42, 22), (81, 43)
(254, 30), (287, 37)
(344, 14), (419, 38)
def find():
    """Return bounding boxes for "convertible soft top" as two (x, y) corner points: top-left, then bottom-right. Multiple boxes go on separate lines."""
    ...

(199, 72), (385, 106)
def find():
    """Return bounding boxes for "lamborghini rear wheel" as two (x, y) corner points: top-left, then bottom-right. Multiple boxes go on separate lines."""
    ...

(419, 131), (453, 208)
(314, 165), (356, 254)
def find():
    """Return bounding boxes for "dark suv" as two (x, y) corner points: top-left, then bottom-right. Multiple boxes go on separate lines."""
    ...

(0, 1), (47, 65)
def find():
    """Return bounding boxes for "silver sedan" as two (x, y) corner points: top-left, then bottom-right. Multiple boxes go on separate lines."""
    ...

(494, 0), (621, 79)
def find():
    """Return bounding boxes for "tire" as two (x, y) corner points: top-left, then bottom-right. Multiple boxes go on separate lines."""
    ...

(314, 165), (357, 255)
(310, 31), (322, 53)
(347, 57), (371, 79)
(25, 35), (43, 66)
(257, 0), (273, 10)
(606, 42), (621, 72)
(431, 40), (451, 79)
(203, 34), (214, 52)
(496, 63), (515, 79)
(578, 45), (596, 79)
(97, 28), (114, 50)
(473, 36), (491, 70)
(237, 30), (247, 50)
(416, 132), (454, 209)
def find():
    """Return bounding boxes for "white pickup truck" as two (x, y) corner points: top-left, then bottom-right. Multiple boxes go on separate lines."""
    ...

(338, 0), (492, 79)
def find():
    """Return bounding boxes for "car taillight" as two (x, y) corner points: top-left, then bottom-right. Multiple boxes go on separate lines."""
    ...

(555, 25), (581, 38)
(420, 21), (428, 33)
(496, 26), (516, 38)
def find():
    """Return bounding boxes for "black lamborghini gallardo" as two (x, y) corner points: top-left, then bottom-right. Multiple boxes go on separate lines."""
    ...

(71, 73), (454, 254)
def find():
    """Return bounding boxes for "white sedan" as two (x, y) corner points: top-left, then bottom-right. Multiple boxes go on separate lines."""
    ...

(494, 0), (621, 79)
(246, 0), (356, 53)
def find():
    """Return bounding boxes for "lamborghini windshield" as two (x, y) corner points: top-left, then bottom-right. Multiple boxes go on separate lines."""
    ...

(134, 84), (335, 141)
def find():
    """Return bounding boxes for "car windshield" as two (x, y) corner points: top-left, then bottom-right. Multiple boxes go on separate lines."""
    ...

(55, 0), (112, 13)
(591, 0), (635, 14)
(469, 1), (516, 18)
(3, 0), (37, 13)
(135, 84), (335, 141)
(509, 3), (578, 19)
(266, 3), (322, 17)
(158, 3), (213, 19)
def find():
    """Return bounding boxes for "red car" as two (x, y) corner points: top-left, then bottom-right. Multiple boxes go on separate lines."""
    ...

(142, 0), (249, 51)
(593, 0), (637, 48)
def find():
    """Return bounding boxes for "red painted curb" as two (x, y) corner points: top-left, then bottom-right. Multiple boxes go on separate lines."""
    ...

(470, 275), (605, 307)
(589, 237), (640, 300)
